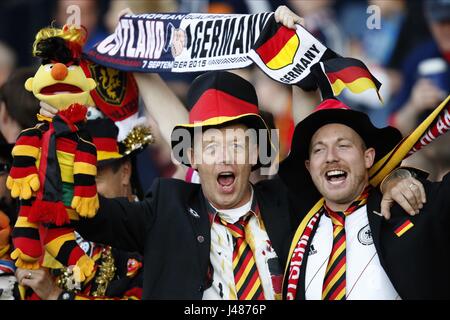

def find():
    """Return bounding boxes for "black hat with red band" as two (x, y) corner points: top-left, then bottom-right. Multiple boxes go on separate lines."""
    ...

(171, 71), (275, 170)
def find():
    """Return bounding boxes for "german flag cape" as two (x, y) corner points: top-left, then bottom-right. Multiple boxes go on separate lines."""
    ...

(284, 94), (450, 298)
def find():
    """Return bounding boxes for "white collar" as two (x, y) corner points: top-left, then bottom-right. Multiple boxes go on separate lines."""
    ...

(210, 188), (254, 224)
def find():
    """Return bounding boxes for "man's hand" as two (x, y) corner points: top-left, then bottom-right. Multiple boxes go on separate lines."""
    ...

(380, 169), (426, 220)
(16, 268), (63, 300)
(274, 5), (305, 29)
(408, 79), (446, 112)
(39, 101), (58, 118)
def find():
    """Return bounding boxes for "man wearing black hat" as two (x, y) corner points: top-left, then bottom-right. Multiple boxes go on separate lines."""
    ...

(280, 99), (450, 300)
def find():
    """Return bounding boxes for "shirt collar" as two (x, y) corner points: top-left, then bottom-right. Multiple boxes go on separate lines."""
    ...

(206, 187), (258, 225)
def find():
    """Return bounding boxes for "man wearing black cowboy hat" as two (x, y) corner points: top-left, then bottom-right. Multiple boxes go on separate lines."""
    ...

(280, 98), (450, 300)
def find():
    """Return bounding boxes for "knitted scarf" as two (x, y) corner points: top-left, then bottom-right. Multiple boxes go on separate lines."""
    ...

(28, 104), (87, 226)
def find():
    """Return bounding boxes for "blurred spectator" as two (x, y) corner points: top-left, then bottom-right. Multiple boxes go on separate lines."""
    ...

(104, 0), (178, 33)
(0, 140), (15, 225)
(288, 0), (346, 54)
(0, 0), (54, 67)
(403, 111), (450, 181)
(338, 0), (430, 127)
(341, 1), (429, 70)
(391, 0), (450, 135)
(424, 133), (450, 181)
(55, 0), (109, 50)
(0, 42), (15, 87)
(0, 139), (18, 300)
(203, 0), (286, 14)
(0, 67), (40, 143)
(102, 0), (192, 103)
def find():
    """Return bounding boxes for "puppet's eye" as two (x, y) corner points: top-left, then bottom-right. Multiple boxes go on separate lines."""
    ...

(43, 64), (53, 71)
(68, 65), (77, 71)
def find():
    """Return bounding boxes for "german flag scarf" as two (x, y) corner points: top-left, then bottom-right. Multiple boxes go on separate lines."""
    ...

(284, 94), (450, 299)
(249, 16), (381, 101)
(29, 104), (87, 226)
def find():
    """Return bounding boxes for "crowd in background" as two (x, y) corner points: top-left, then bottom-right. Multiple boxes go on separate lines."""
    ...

(0, 0), (449, 301)
(1, 0), (449, 187)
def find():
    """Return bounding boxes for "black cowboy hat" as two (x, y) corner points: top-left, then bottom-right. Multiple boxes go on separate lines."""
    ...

(171, 71), (276, 170)
(279, 99), (403, 193)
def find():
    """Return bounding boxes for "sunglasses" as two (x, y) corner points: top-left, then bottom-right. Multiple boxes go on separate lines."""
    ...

(0, 162), (11, 175)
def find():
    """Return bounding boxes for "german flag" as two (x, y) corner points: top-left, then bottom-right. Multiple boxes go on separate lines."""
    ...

(254, 22), (300, 70)
(394, 219), (414, 237)
(321, 57), (382, 101)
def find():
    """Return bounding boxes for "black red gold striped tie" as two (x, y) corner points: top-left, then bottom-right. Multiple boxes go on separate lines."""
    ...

(322, 187), (370, 300)
(216, 215), (265, 300)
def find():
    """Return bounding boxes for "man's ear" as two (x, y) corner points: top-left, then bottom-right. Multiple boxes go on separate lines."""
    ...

(187, 147), (197, 170)
(364, 147), (376, 169)
(305, 159), (310, 173)
(120, 160), (132, 185)
(24, 77), (34, 92)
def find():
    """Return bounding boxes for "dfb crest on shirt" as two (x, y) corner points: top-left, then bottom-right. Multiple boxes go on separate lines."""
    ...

(308, 244), (317, 256)
(358, 224), (373, 246)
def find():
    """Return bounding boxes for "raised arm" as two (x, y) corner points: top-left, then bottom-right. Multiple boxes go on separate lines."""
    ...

(133, 73), (188, 146)
(292, 86), (321, 125)
(133, 73), (189, 180)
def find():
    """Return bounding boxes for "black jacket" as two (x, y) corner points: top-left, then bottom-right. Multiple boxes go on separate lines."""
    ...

(76, 177), (309, 299)
(285, 172), (450, 300)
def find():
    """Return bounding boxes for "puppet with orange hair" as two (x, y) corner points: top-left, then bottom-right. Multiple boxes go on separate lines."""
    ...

(6, 25), (99, 282)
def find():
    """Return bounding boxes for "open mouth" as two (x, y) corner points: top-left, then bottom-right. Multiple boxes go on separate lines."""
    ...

(217, 171), (236, 193)
(40, 83), (83, 95)
(325, 169), (348, 184)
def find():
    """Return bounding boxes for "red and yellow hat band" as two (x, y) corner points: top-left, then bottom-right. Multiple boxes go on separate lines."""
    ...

(189, 89), (259, 124)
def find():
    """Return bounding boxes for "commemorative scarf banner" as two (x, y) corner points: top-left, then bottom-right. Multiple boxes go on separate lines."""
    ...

(85, 12), (273, 73)
(86, 11), (381, 101)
